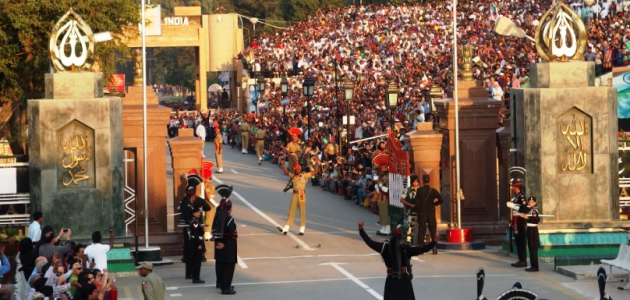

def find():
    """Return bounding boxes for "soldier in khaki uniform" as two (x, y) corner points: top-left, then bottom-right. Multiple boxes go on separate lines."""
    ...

(240, 119), (251, 154)
(285, 133), (302, 172)
(254, 125), (266, 165)
(214, 128), (224, 173)
(277, 158), (319, 235)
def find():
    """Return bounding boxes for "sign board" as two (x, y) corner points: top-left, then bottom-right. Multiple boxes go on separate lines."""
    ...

(0, 168), (17, 194)
(107, 74), (125, 93)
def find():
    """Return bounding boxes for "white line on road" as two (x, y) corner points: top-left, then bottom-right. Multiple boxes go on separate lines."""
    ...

(166, 287), (178, 290)
(169, 294), (182, 297)
(237, 256), (248, 269)
(412, 257), (425, 262)
(166, 273), (518, 290)
(213, 177), (314, 251)
(320, 262), (383, 300)
(230, 169), (238, 173)
(240, 253), (379, 261)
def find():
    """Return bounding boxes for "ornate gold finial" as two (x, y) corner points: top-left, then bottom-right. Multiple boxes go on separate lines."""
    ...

(49, 9), (95, 72)
(132, 49), (144, 86)
(458, 44), (474, 80)
(534, 1), (587, 62)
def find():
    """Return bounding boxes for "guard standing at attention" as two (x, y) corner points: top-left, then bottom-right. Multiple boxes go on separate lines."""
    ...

(240, 118), (250, 154)
(414, 174), (442, 254)
(186, 206), (206, 284)
(213, 197), (238, 295)
(358, 220), (439, 300)
(277, 158), (319, 235)
(523, 196), (540, 272)
(254, 124), (266, 165)
(214, 127), (224, 173)
(507, 179), (528, 268)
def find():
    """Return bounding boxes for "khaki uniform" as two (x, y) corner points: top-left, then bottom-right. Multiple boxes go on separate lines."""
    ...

(214, 134), (223, 170)
(204, 182), (216, 233)
(377, 176), (390, 227)
(285, 172), (313, 228)
(255, 129), (266, 161)
(240, 121), (251, 152)
(286, 141), (302, 171)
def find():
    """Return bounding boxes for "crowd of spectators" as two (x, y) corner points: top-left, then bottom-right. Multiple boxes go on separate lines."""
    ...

(11, 212), (117, 300)
(165, 0), (630, 209)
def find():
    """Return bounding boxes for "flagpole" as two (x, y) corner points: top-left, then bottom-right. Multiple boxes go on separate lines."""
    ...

(453, 0), (462, 229)
(141, 0), (149, 248)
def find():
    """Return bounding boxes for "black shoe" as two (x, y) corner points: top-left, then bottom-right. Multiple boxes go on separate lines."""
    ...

(525, 268), (539, 272)
(511, 261), (527, 268)
(185, 275), (192, 279)
(221, 290), (236, 295)
(193, 280), (205, 284)
(432, 247), (438, 255)
(276, 226), (287, 235)
(298, 232), (304, 236)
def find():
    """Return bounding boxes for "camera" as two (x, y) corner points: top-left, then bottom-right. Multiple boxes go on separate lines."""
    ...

(109, 228), (113, 233)
(62, 228), (68, 233)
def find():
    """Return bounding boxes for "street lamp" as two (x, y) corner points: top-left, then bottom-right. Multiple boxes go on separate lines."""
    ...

(241, 77), (247, 114)
(256, 75), (265, 125)
(281, 76), (289, 123)
(302, 76), (316, 138)
(343, 79), (355, 152)
(386, 80), (399, 130)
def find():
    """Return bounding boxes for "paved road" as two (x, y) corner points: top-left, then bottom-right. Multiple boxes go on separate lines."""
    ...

(113, 143), (627, 300)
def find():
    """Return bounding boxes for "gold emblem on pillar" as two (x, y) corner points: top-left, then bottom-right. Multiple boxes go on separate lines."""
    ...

(458, 44), (474, 81)
(534, 1), (587, 62)
(49, 9), (95, 72)
(132, 49), (144, 86)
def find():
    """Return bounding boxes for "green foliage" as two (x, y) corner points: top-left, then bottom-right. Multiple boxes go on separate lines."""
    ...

(0, 0), (141, 151)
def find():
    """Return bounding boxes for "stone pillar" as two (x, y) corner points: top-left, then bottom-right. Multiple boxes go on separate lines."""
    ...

(436, 80), (502, 226)
(122, 86), (171, 232)
(407, 122), (443, 223)
(496, 123), (511, 221)
(29, 72), (124, 238)
(512, 62), (622, 228)
(167, 136), (203, 227)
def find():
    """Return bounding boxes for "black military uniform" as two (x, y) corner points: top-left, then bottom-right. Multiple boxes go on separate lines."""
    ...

(413, 175), (442, 251)
(359, 226), (436, 300)
(179, 185), (212, 268)
(186, 207), (206, 283)
(509, 181), (528, 268)
(212, 186), (238, 295)
(525, 197), (540, 272)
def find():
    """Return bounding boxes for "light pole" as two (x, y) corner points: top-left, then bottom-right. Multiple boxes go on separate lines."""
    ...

(302, 76), (316, 138)
(281, 76), (289, 123)
(241, 77), (247, 114)
(343, 79), (355, 152)
(386, 80), (399, 131)
(256, 75), (265, 125)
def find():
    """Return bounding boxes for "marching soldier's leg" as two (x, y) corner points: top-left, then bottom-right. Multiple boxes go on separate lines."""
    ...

(428, 214), (438, 254)
(417, 216), (428, 247)
(298, 197), (306, 235)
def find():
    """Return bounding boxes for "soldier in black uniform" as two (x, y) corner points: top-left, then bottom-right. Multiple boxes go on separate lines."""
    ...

(413, 174), (443, 253)
(186, 207), (206, 283)
(507, 179), (528, 268)
(212, 186), (238, 295)
(523, 196), (540, 272)
(179, 183), (212, 269)
(358, 221), (439, 300)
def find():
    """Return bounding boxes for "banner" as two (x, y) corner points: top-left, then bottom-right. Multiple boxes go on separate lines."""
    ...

(107, 74), (125, 93)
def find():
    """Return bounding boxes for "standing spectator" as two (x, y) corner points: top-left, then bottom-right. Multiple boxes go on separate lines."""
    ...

(84, 230), (115, 272)
(414, 175), (442, 254)
(38, 229), (73, 262)
(196, 121), (207, 158)
(28, 211), (43, 243)
(0, 244), (12, 300)
(137, 262), (165, 300)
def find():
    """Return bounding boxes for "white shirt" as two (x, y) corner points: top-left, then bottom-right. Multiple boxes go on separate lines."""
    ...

(28, 221), (41, 242)
(196, 124), (206, 140)
(84, 243), (111, 272)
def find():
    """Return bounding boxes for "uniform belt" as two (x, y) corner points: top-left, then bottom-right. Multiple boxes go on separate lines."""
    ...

(257, 138), (264, 141)
(527, 224), (538, 227)
(386, 266), (408, 276)
(293, 190), (303, 194)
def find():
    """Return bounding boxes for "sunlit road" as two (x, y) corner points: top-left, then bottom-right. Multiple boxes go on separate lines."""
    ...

(112, 143), (618, 300)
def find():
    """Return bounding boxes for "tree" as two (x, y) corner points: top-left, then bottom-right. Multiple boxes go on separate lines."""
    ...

(0, 0), (141, 156)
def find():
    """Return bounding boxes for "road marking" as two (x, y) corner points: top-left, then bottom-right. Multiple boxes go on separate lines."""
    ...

(237, 255), (249, 269)
(240, 253), (379, 261)
(320, 262), (383, 300)
(165, 273), (518, 289)
(213, 177), (314, 251)
(412, 257), (425, 262)
(170, 294), (182, 297)
(231, 169), (238, 173)
(166, 287), (178, 290)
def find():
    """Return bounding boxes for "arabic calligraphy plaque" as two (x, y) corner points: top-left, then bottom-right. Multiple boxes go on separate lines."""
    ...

(557, 107), (592, 174)
(57, 120), (95, 189)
